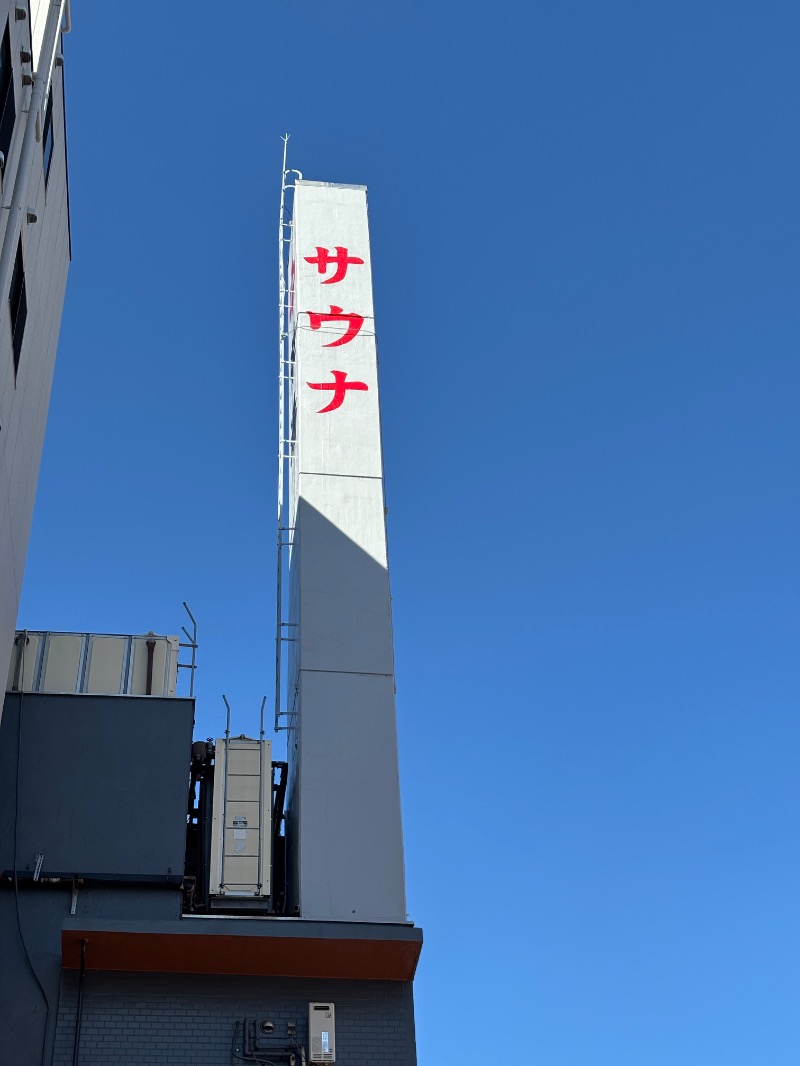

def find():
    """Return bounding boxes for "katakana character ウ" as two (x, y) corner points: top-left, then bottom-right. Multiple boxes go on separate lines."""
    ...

(308, 305), (365, 347)
(307, 370), (369, 413)
(304, 246), (364, 285)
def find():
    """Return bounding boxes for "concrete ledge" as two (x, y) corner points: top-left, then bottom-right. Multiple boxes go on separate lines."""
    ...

(62, 917), (422, 981)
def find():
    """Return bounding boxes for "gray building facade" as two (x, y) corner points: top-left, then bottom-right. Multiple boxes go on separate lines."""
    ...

(0, 0), (72, 699)
(0, 690), (193, 1063)
(0, 685), (421, 1065)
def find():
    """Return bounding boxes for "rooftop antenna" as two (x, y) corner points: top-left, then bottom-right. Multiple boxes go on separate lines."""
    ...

(275, 135), (301, 733)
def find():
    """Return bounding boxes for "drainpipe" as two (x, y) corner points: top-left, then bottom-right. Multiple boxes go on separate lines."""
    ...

(145, 638), (156, 695)
(71, 938), (88, 1066)
(0, 1), (67, 331)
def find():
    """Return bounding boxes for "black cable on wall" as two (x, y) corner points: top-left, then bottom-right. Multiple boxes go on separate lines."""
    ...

(11, 635), (52, 1066)
(71, 939), (88, 1066)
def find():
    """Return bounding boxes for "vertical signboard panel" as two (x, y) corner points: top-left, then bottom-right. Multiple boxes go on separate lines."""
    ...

(286, 180), (406, 923)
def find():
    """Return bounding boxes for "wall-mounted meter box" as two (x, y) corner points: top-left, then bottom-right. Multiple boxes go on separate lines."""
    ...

(309, 1002), (335, 1063)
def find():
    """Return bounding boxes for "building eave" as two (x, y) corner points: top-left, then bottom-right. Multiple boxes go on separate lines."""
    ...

(62, 916), (423, 982)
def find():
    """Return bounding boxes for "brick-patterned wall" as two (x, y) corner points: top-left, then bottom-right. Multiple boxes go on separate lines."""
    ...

(52, 973), (417, 1066)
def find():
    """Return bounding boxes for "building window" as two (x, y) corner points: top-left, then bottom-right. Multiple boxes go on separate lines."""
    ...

(0, 22), (14, 169)
(9, 238), (27, 376)
(42, 89), (53, 184)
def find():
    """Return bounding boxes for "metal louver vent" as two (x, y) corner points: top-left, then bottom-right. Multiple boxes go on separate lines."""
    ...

(308, 1002), (335, 1063)
(310, 1037), (334, 1063)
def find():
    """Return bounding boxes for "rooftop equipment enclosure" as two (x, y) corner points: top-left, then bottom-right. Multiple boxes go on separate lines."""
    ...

(209, 736), (272, 899)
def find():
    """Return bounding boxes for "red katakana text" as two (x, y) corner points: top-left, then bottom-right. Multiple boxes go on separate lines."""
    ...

(307, 370), (369, 413)
(308, 305), (365, 347)
(304, 246), (364, 285)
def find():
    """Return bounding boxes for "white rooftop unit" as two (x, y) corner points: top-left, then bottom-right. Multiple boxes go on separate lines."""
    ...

(209, 736), (272, 900)
(6, 631), (181, 697)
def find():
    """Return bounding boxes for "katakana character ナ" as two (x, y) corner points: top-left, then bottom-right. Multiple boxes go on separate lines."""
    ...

(307, 370), (369, 413)
(308, 305), (365, 347)
(304, 246), (364, 285)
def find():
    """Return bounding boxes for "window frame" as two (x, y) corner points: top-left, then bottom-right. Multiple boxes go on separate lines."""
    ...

(0, 20), (15, 170)
(9, 237), (27, 378)
(42, 87), (54, 185)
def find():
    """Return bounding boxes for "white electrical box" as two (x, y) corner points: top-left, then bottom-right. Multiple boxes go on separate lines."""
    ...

(209, 736), (272, 898)
(309, 1002), (336, 1063)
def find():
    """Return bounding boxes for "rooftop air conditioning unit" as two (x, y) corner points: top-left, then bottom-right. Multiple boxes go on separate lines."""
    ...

(209, 736), (272, 899)
(7, 631), (180, 696)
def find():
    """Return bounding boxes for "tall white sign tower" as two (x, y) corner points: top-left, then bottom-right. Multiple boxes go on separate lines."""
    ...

(279, 178), (406, 923)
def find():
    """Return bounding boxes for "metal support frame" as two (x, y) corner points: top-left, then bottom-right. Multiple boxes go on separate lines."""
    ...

(275, 135), (302, 732)
(257, 695), (266, 893)
(176, 601), (198, 697)
(219, 694), (232, 892)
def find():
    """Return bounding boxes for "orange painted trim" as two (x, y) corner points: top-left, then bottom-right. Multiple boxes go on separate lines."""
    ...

(61, 929), (421, 981)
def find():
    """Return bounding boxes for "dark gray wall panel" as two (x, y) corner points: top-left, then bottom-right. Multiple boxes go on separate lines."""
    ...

(0, 692), (194, 876)
(0, 886), (182, 1065)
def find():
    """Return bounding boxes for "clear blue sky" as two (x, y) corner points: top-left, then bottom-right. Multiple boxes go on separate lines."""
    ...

(19, 3), (800, 1063)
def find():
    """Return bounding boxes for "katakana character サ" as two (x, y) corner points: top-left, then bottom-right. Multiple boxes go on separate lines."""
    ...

(304, 246), (364, 285)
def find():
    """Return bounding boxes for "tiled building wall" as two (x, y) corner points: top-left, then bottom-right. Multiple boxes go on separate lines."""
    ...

(53, 973), (417, 1066)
